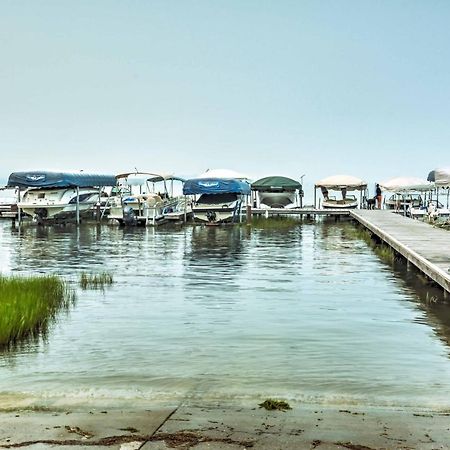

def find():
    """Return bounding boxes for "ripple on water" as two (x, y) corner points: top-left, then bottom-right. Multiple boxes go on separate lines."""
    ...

(0, 220), (450, 410)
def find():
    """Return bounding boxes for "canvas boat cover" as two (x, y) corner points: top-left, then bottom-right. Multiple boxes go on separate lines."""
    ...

(427, 167), (450, 187)
(7, 171), (116, 188)
(196, 168), (250, 180)
(380, 177), (433, 192)
(116, 172), (185, 186)
(183, 178), (251, 195)
(315, 175), (367, 190)
(251, 176), (301, 191)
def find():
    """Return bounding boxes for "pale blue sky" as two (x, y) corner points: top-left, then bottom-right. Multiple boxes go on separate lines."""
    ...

(1, 0), (449, 192)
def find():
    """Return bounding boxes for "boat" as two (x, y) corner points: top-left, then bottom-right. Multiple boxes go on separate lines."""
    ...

(7, 171), (116, 223)
(108, 172), (190, 226)
(251, 176), (303, 208)
(427, 167), (450, 210)
(409, 199), (450, 220)
(315, 175), (367, 209)
(183, 176), (251, 224)
(380, 177), (432, 212)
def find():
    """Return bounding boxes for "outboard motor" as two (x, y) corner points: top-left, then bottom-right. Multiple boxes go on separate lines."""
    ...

(206, 210), (217, 223)
(122, 205), (137, 226)
(33, 208), (48, 225)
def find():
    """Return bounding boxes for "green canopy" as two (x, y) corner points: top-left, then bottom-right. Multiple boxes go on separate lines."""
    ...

(251, 176), (302, 191)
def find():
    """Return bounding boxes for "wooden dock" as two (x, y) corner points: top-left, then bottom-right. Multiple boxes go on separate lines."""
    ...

(351, 210), (450, 294)
(248, 207), (351, 217)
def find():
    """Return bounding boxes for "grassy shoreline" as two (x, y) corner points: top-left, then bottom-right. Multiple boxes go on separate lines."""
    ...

(0, 275), (73, 348)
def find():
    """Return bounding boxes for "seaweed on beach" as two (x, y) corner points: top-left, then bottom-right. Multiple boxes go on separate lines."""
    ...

(258, 398), (292, 411)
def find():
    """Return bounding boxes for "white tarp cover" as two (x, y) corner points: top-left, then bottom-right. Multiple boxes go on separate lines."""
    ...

(117, 172), (174, 186)
(196, 168), (250, 180)
(315, 175), (367, 190)
(429, 167), (450, 187)
(380, 177), (433, 192)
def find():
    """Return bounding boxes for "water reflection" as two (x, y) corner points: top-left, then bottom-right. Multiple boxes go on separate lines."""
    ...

(0, 220), (450, 409)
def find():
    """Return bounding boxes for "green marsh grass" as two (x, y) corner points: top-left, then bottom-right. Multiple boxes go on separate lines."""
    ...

(347, 225), (399, 265)
(0, 275), (74, 348)
(80, 272), (114, 290)
(247, 217), (301, 229)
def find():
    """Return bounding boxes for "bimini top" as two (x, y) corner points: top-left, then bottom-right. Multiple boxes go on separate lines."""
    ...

(116, 172), (185, 186)
(7, 171), (117, 188)
(315, 175), (367, 190)
(380, 177), (433, 192)
(252, 176), (301, 192)
(183, 178), (251, 195)
(196, 168), (250, 180)
(427, 167), (450, 187)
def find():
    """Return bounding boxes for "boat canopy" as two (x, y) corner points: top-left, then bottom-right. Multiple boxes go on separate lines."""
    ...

(427, 167), (450, 187)
(7, 171), (116, 188)
(380, 177), (433, 192)
(196, 168), (250, 180)
(251, 176), (301, 191)
(183, 178), (251, 195)
(315, 175), (367, 190)
(116, 172), (185, 186)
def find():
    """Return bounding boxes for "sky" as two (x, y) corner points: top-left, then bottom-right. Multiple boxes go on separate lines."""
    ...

(1, 0), (450, 194)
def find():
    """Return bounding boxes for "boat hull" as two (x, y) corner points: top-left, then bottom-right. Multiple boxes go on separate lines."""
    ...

(258, 191), (296, 208)
(18, 188), (99, 220)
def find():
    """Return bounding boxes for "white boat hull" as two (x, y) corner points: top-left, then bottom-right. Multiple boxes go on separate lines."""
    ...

(193, 194), (242, 223)
(322, 200), (358, 209)
(18, 188), (99, 220)
(258, 191), (296, 208)
(109, 195), (190, 226)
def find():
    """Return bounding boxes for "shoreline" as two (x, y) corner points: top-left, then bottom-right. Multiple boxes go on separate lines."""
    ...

(1, 401), (449, 449)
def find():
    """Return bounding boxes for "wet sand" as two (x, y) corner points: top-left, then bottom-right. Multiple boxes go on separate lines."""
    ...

(0, 402), (449, 449)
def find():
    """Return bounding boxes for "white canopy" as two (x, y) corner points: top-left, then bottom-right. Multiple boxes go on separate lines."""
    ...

(196, 168), (250, 180)
(315, 175), (367, 190)
(380, 177), (433, 192)
(428, 167), (450, 187)
(116, 172), (176, 186)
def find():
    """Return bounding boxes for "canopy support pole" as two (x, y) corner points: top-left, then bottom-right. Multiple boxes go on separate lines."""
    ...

(314, 186), (317, 209)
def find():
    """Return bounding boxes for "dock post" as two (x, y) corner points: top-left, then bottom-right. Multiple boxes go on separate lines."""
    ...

(76, 187), (80, 225)
(17, 187), (22, 226)
(184, 195), (187, 223)
(96, 202), (101, 223)
(246, 205), (252, 224)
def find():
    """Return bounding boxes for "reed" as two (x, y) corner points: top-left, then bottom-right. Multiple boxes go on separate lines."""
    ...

(80, 272), (113, 289)
(247, 217), (300, 229)
(348, 225), (399, 264)
(0, 275), (73, 348)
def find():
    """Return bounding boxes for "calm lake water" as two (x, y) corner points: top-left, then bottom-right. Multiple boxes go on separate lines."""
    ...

(0, 219), (450, 410)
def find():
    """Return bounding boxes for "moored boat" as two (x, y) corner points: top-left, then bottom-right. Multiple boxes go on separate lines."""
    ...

(7, 171), (116, 223)
(183, 176), (251, 224)
(251, 176), (303, 208)
(108, 172), (190, 226)
(315, 175), (367, 209)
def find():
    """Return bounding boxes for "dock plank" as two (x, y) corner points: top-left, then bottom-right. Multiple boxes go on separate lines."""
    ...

(351, 210), (450, 294)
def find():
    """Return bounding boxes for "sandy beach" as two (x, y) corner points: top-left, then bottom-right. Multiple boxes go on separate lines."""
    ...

(0, 401), (449, 449)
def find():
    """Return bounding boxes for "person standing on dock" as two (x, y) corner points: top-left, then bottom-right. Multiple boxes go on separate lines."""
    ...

(376, 184), (382, 209)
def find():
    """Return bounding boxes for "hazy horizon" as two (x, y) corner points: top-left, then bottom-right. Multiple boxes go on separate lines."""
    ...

(1, 1), (449, 188)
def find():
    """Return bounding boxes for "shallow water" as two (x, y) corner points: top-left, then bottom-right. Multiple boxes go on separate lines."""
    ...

(0, 219), (449, 410)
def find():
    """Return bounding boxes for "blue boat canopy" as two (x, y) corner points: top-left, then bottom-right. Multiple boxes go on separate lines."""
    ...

(7, 171), (117, 188)
(183, 178), (251, 195)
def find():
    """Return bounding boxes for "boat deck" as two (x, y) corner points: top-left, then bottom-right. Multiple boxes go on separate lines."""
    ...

(350, 209), (450, 294)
